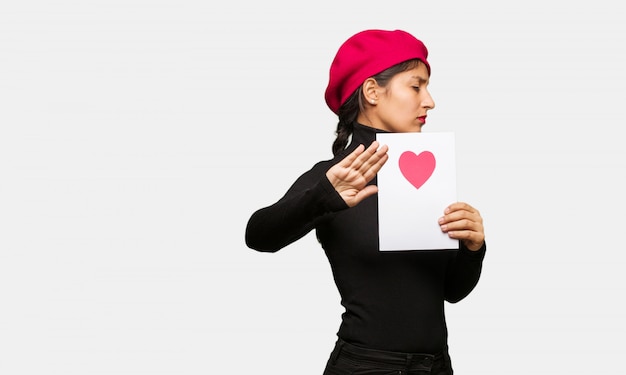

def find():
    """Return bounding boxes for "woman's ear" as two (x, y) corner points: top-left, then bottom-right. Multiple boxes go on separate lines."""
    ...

(362, 78), (379, 105)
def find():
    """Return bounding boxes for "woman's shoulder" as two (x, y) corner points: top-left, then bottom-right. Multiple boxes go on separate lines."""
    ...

(294, 144), (355, 182)
(300, 159), (334, 179)
(291, 154), (343, 184)
(308, 150), (349, 173)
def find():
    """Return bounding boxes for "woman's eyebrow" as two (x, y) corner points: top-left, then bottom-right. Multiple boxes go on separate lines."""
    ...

(411, 76), (429, 84)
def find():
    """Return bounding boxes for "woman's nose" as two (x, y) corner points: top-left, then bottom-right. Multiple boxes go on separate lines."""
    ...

(423, 91), (435, 110)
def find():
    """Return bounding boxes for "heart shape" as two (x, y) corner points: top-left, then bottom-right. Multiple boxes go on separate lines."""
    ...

(398, 151), (436, 190)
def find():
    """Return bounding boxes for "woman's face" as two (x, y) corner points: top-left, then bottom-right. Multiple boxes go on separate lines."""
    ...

(364, 63), (435, 133)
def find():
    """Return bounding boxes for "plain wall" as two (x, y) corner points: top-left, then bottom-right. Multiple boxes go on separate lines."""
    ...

(1, 1), (624, 374)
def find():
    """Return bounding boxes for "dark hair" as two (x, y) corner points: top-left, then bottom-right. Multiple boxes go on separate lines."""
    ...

(331, 59), (424, 156)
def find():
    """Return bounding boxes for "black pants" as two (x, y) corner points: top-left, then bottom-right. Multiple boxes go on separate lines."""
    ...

(323, 339), (453, 375)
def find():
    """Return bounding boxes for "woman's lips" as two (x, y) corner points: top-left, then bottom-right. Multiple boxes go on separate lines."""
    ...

(418, 116), (427, 124)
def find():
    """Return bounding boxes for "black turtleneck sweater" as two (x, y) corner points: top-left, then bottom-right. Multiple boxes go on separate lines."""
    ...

(245, 123), (486, 354)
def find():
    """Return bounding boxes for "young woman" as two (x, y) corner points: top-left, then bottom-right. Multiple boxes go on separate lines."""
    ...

(245, 29), (486, 375)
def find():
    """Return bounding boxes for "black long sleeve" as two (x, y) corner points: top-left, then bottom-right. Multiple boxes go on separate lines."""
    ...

(245, 166), (348, 252)
(445, 241), (486, 303)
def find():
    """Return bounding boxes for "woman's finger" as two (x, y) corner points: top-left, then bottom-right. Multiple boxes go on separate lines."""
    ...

(337, 143), (366, 168)
(351, 141), (381, 170)
(356, 143), (388, 173)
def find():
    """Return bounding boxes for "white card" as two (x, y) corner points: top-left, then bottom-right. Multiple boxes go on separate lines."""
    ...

(376, 132), (459, 251)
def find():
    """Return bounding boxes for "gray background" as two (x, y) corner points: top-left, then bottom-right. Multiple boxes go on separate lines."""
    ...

(1, 1), (624, 374)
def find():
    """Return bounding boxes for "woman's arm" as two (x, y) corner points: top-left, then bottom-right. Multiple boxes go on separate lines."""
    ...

(444, 241), (486, 303)
(439, 201), (487, 302)
(245, 169), (347, 252)
(245, 141), (389, 252)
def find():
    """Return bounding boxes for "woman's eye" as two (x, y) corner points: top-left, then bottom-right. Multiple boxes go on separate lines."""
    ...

(412, 86), (420, 91)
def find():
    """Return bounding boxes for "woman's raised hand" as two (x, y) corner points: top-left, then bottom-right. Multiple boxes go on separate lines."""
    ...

(326, 141), (389, 207)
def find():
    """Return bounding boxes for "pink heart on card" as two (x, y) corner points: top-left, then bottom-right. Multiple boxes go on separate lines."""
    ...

(398, 151), (436, 190)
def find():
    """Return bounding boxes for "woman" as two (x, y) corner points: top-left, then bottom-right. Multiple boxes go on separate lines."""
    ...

(245, 29), (486, 375)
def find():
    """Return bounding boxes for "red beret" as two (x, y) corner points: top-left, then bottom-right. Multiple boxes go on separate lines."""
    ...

(324, 29), (430, 115)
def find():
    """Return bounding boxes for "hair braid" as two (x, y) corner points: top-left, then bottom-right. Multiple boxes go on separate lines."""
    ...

(332, 88), (362, 156)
